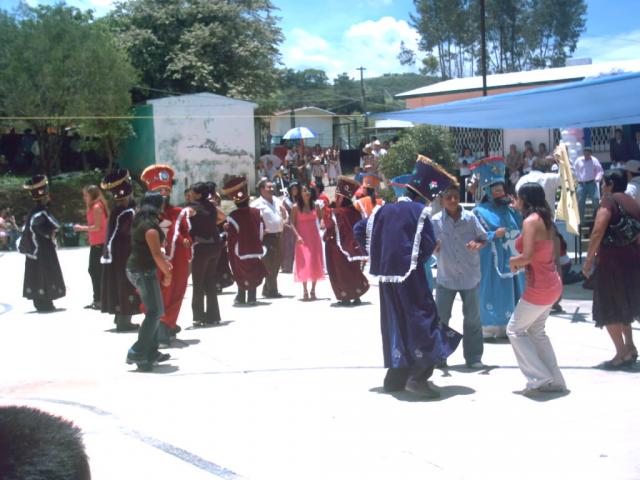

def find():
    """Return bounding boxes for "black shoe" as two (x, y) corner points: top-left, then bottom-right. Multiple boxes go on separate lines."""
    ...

(126, 349), (144, 365)
(337, 300), (350, 307)
(351, 298), (362, 306)
(205, 319), (221, 326)
(84, 302), (100, 310)
(383, 368), (411, 392)
(137, 361), (153, 372)
(117, 322), (140, 333)
(263, 292), (283, 299)
(154, 352), (171, 364)
(171, 325), (182, 336)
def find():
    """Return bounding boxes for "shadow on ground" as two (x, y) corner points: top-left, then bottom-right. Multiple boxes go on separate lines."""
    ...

(369, 385), (476, 402)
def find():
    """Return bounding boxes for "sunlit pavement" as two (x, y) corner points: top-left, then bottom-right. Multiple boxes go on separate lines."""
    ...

(0, 247), (638, 480)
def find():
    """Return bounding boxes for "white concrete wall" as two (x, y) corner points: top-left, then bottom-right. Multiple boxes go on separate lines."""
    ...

(149, 93), (256, 204)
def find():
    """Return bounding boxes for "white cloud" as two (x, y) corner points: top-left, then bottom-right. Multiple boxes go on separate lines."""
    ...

(281, 17), (421, 81)
(574, 29), (640, 63)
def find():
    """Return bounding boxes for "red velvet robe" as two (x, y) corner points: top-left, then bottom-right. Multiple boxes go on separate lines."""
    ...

(159, 205), (192, 328)
(324, 206), (370, 301)
(227, 207), (268, 289)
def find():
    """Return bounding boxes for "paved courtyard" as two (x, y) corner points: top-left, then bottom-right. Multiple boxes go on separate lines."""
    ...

(0, 247), (638, 480)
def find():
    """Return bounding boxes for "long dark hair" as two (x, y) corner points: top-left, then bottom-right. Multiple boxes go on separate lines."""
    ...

(135, 192), (164, 226)
(602, 169), (627, 193)
(296, 183), (317, 211)
(517, 182), (553, 231)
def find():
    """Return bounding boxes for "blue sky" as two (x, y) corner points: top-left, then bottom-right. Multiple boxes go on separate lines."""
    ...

(3, 0), (639, 79)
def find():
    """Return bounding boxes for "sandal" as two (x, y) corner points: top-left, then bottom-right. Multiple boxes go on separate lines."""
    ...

(303, 291), (309, 301)
(310, 291), (317, 301)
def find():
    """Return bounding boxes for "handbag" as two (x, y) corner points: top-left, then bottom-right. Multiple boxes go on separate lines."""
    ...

(602, 197), (640, 247)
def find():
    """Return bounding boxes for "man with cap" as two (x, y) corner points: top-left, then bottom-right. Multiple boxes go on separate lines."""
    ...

(222, 177), (268, 306)
(471, 157), (525, 339)
(573, 146), (604, 224)
(355, 173), (384, 219)
(100, 169), (140, 332)
(354, 155), (462, 398)
(140, 164), (192, 345)
(324, 176), (369, 306)
(18, 175), (66, 312)
(623, 159), (640, 205)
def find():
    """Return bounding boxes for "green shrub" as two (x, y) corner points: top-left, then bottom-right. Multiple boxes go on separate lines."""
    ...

(381, 125), (456, 180)
(1, 171), (103, 227)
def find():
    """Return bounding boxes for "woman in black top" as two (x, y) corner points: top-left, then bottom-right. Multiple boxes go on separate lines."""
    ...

(125, 192), (173, 371)
(189, 182), (223, 326)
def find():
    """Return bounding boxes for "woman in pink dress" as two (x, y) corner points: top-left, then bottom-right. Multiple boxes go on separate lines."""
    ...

(291, 184), (324, 300)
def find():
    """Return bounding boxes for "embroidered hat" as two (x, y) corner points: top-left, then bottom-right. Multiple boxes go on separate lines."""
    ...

(469, 156), (506, 194)
(23, 174), (49, 200)
(101, 169), (133, 199)
(336, 176), (360, 198)
(407, 155), (458, 201)
(362, 173), (381, 189)
(140, 164), (175, 192)
(222, 176), (249, 204)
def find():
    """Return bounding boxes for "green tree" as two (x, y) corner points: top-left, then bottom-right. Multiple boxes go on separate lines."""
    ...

(107, 0), (283, 99)
(0, 3), (137, 173)
(381, 125), (455, 180)
(407, 0), (586, 78)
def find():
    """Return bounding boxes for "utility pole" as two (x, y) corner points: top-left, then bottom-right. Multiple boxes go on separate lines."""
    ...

(480, 0), (489, 157)
(357, 66), (368, 128)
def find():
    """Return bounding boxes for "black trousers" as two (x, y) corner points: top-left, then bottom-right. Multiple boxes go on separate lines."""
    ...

(262, 232), (282, 296)
(236, 288), (257, 303)
(88, 244), (103, 303)
(191, 243), (221, 323)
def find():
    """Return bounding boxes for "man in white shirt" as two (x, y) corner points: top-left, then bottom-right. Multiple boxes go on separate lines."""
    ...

(623, 159), (640, 205)
(251, 178), (288, 298)
(515, 156), (561, 215)
(573, 146), (604, 223)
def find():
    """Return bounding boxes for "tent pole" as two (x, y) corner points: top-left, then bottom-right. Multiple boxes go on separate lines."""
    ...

(480, 0), (489, 157)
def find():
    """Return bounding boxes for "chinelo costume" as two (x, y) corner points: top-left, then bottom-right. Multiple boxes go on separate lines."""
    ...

(19, 175), (66, 312)
(354, 155), (462, 398)
(100, 170), (140, 332)
(470, 157), (525, 339)
(324, 176), (369, 306)
(222, 177), (268, 305)
(140, 165), (192, 344)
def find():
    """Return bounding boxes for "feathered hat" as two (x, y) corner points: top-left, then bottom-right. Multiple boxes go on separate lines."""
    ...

(101, 169), (133, 199)
(336, 176), (360, 198)
(140, 164), (175, 193)
(407, 155), (458, 201)
(23, 174), (49, 200)
(222, 176), (249, 204)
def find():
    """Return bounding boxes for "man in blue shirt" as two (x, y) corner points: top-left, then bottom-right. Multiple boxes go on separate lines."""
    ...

(432, 185), (488, 368)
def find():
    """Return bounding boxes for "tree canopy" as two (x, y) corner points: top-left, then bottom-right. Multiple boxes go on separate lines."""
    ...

(0, 3), (137, 173)
(107, 0), (283, 99)
(404, 0), (587, 78)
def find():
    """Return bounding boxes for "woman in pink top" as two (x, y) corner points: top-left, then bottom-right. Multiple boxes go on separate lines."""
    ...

(508, 182), (566, 395)
(74, 185), (109, 309)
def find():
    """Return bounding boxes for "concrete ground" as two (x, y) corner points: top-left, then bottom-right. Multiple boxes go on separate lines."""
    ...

(0, 247), (638, 480)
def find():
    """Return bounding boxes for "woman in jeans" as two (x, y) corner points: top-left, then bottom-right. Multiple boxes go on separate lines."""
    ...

(74, 185), (108, 309)
(583, 169), (639, 369)
(508, 182), (566, 394)
(125, 193), (173, 371)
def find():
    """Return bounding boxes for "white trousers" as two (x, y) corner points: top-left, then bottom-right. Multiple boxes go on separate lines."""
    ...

(507, 299), (566, 389)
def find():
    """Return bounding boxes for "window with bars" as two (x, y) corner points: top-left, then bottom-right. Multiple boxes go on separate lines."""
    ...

(449, 127), (503, 158)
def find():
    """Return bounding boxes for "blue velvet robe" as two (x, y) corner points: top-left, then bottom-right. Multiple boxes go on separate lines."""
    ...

(472, 201), (525, 327)
(355, 201), (461, 368)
